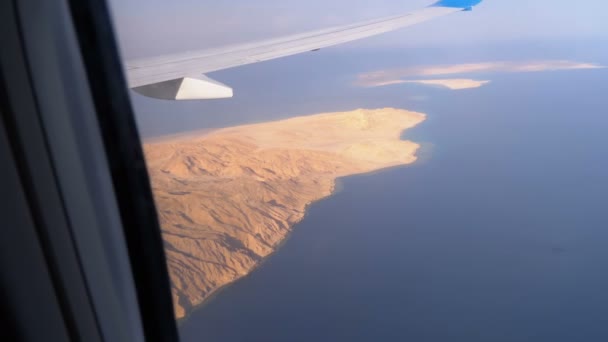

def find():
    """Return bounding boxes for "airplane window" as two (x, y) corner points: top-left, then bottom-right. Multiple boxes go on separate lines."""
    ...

(109, 1), (608, 341)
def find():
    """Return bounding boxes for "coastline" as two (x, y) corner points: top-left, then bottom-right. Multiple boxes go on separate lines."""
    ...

(175, 162), (417, 324)
(144, 107), (425, 320)
(174, 179), (336, 324)
(176, 178), (340, 324)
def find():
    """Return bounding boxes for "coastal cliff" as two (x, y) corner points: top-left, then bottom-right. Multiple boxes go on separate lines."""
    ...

(143, 108), (425, 319)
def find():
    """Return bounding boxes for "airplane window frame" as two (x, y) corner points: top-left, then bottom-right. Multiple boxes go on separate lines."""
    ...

(1, 0), (179, 340)
(65, 0), (180, 340)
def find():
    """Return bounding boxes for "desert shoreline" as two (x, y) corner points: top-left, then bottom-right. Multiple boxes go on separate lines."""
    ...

(143, 108), (426, 319)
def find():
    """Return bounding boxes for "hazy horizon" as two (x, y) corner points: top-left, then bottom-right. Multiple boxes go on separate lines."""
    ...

(111, 0), (608, 59)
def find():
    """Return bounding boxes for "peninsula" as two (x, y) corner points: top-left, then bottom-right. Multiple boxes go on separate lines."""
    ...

(143, 108), (425, 319)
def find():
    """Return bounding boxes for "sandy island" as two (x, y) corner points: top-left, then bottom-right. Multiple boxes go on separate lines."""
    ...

(360, 78), (490, 90)
(143, 108), (425, 319)
(400, 79), (490, 90)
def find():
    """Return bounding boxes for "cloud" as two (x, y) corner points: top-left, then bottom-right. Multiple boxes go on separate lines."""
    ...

(355, 60), (605, 88)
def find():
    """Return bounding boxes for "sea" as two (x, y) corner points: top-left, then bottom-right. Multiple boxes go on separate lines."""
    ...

(133, 40), (608, 342)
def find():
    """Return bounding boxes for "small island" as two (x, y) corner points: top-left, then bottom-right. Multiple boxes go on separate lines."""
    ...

(143, 108), (425, 319)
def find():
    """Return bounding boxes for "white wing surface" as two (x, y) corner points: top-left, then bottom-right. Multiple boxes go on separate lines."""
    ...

(126, 1), (482, 100)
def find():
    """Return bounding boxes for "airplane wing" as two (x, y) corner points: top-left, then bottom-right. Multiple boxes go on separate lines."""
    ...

(126, 0), (483, 100)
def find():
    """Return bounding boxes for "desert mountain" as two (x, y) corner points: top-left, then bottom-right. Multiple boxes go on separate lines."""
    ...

(143, 108), (425, 319)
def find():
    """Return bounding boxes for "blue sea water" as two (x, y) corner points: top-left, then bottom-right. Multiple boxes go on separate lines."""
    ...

(141, 43), (608, 341)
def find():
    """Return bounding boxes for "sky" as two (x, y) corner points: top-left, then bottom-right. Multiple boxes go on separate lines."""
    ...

(110, 0), (608, 59)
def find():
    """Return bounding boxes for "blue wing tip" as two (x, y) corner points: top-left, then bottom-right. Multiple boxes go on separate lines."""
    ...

(432, 0), (482, 10)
